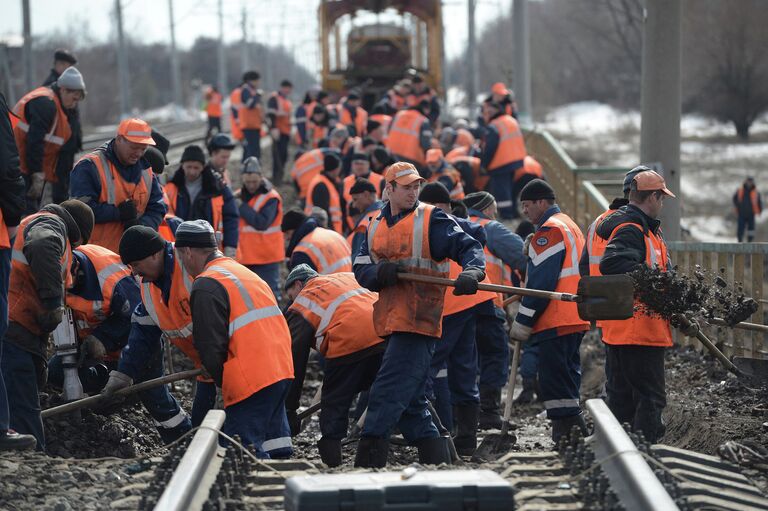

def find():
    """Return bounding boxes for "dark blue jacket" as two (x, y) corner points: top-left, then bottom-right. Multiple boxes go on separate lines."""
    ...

(238, 181), (279, 231)
(598, 203), (671, 276)
(467, 207), (526, 274)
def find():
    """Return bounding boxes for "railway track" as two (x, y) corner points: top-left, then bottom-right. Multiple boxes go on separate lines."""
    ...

(139, 399), (768, 511)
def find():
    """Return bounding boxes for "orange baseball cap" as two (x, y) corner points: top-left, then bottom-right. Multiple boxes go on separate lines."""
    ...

(633, 170), (675, 197)
(117, 118), (156, 145)
(384, 162), (424, 185)
(491, 82), (508, 96)
(426, 148), (443, 164)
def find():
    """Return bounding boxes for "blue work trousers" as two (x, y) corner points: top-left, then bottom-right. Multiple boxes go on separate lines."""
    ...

(242, 129), (262, 161)
(362, 332), (439, 442)
(136, 349), (192, 444)
(247, 263), (281, 302)
(737, 215), (756, 242)
(222, 378), (293, 459)
(489, 168), (515, 219)
(476, 306), (510, 389)
(0, 341), (45, 450)
(0, 247), (12, 432)
(519, 338), (541, 381)
(538, 332), (584, 420)
(191, 380), (217, 428)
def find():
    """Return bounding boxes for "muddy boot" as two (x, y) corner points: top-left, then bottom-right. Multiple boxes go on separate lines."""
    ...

(416, 436), (453, 465)
(514, 379), (536, 405)
(551, 413), (589, 448)
(452, 404), (479, 456)
(478, 386), (503, 430)
(354, 436), (389, 468)
(317, 437), (342, 467)
(0, 429), (36, 451)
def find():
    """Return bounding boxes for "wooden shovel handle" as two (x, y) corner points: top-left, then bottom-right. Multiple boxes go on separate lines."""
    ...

(503, 295), (521, 306)
(708, 317), (768, 334)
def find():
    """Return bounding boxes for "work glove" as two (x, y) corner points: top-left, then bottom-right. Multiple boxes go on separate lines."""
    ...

(453, 268), (485, 296)
(673, 314), (700, 337)
(287, 409), (302, 437)
(26, 172), (45, 199)
(224, 246), (237, 258)
(509, 320), (532, 342)
(80, 335), (107, 362)
(101, 370), (133, 396)
(377, 262), (399, 288)
(36, 306), (64, 334)
(117, 200), (139, 226)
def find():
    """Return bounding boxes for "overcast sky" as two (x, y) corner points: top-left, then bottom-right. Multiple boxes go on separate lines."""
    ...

(1, 0), (513, 77)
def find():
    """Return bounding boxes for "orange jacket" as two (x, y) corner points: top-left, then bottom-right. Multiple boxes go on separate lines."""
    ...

(367, 204), (450, 338)
(600, 223), (672, 347)
(291, 149), (325, 199)
(205, 89), (222, 118)
(78, 149), (153, 252)
(238, 84), (263, 130)
(305, 173), (343, 234)
(12, 87), (71, 182)
(514, 155), (543, 182)
(294, 227), (352, 274)
(236, 188), (284, 265)
(198, 257), (293, 406)
(229, 88), (244, 140)
(269, 92), (293, 135)
(385, 109), (428, 165)
(288, 272), (383, 358)
(488, 114), (526, 171)
(9, 212), (73, 336)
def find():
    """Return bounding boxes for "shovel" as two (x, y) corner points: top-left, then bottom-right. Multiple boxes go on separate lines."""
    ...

(676, 315), (744, 377)
(397, 273), (635, 321)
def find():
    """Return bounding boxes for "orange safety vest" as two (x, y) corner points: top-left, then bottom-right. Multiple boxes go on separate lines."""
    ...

(158, 214), (180, 242)
(369, 113), (392, 135)
(288, 273), (383, 358)
(238, 85), (263, 130)
(305, 173), (343, 234)
(236, 188), (284, 265)
(471, 216), (514, 308)
(0, 202), (8, 249)
(9, 212), (73, 336)
(269, 92), (293, 135)
(584, 209), (616, 278)
(455, 128), (475, 150)
(449, 154), (486, 191)
(442, 260), (496, 317)
(229, 88), (244, 141)
(205, 90), (222, 118)
(291, 149), (325, 199)
(198, 257), (294, 406)
(366, 204), (450, 338)
(445, 146), (469, 160)
(78, 148), (154, 253)
(163, 182), (225, 244)
(342, 173), (384, 230)
(346, 204), (382, 248)
(530, 213), (590, 335)
(427, 165), (465, 200)
(294, 227), (352, 274)
(736, 188), (761, 215)
(66, 244), (131, 361)
(307, 121), (331, 148)
(406, 89), (434, 108)
(385, 109), (427, 166)
(295, 101), (316, 145)
(339, 105), (367, 137)
(514, 155), (543, 182)
(12, 87), (72, 182)
(600, 223), (672, 347)
(488, 114), (526, 171)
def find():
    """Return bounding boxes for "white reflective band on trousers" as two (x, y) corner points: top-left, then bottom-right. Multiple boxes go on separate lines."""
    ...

(262, 435), (292, 452)
(543, 398), (579, 410)
(153, 408), (188, 429)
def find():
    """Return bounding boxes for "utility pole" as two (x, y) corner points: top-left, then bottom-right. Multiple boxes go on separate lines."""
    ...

(168, 0), (182, 119)
(467, 0), (478, 113)
(512, 0), (532, 127)
(640, 0), (682, 240)
(240, 4), (249, 71)
(115, 0), (131, 119)
(22, 0), (33, 92)
(217, 0), (227, 98)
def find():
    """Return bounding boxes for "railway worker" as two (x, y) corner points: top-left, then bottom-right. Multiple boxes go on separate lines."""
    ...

(368, 106), (392, 143)
(1, 200), (94, 451)
(0, 92), (34, 451)
(463, 191), (527, 426)
(304, 153), (344, 235)
(425, 148), (464, 200)
(282, 209), (351, 274)
(346, 178), (384, 257)
(490, 82), (517, 118)
(290, 147), (339, 203)
(444, 127), (477, 160)
(267, 80), (293, 184)
(228, 82), (244, 144)
(407, 75), (440, 124)
(70, 117), (166, 252)
(239, 71), (264, 161)
(371, 146), (394, 174)
(207, 133), (236, 185)
(13, 67), (86, 213)
(204, 85), (223, 141)
(338, 92), (368, 138)
(481, 99), (527, 220)
(733, 176), (762, 242)
(342, 153), (384, 230)
(352, 162), (486, 468)
(48, 244), (141, 394)
(235, 157), (283, 300)
(597, 170), (675, 444)
(42, 48), (77, 86)
(294, 88), (320, 148)
(176, 220), (294, 458)
(283, 264), (385, 467)
(307, 106), (336, 148)
(508, 179), (590, 445)
(163, 145), (239, 258)
(384, 100), (433, 172)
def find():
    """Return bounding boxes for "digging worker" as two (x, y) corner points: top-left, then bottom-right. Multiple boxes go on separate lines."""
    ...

(1, 200), (94, 451)
(347, 178), (385, 257)
(733, 177), (762, 242)
(48, 244), (141, 394)
(204, 86), (223, 140)
(239, 71), (264, 161)
(342, 153), (384, 230)
(177, 220), (294, 458)
(290, 147), (339, 203)
(282, 209), (351, 274)
(596, 170), (675, 444)
(267, 80), (293, 184)
(235, 157), (284, 300)
(304, 153), (344, 235)
(352, 162), (486, 468)
(70, 118), (166, 252)
(284, 264), (385, 467)
(384, 100), (433, 171)
(508, 179), (590, 445)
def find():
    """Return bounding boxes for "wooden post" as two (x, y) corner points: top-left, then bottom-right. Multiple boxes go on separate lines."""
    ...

(733, 253), (746, 356)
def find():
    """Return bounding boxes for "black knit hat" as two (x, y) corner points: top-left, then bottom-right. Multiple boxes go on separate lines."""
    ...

(367, 120), (381, 133)
(419, 182), (451, 204)
(151, 130), (170, 163)
(349, 178), (376, 195)
(323, 153), (341, 172)
(119, 225), (166, 264)
(54, 48), (77, 64)
(174, 220), (218, 248)
(59, 199), (94, 245)
(350, 152), (369, 163)
(282, 209), (308, 232)
(372, 147), (392, 166)
(520, 179), (556, 201)
(181, 145), (206, 164)
(144, 146), (165, 174)
(463, 191), (495, 212)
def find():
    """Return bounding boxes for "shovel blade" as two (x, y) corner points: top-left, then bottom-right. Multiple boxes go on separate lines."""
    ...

(577, 275), (635, 321)
(470, 432), (517, 462)
(733, 357), (768, 382)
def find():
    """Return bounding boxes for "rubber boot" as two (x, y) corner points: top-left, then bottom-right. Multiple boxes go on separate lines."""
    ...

(0, 429), (36, 451)
(478, 386), (503, 430)
(416, 436), (453, 465)
(514, 378), (536, 405)
(452, 404), (479, 456)
(317, 437), (342, 467)
(354, 436), (389, 468)
(551, 413), (589, 448)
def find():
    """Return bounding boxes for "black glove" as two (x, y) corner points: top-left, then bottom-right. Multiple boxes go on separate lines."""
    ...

(377, 262), (399, 288)
(287, 409), (302, 437)
(117, 200), (138, 223)
(37, 306), (64, 333)
(453, 268), (485, 296)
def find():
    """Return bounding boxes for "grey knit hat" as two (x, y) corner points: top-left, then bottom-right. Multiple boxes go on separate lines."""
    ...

(242, 156), (262, 174)
(57, 67), (86, 96)
(174, 220), (217, 248)
(285, 264), (318, 290)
